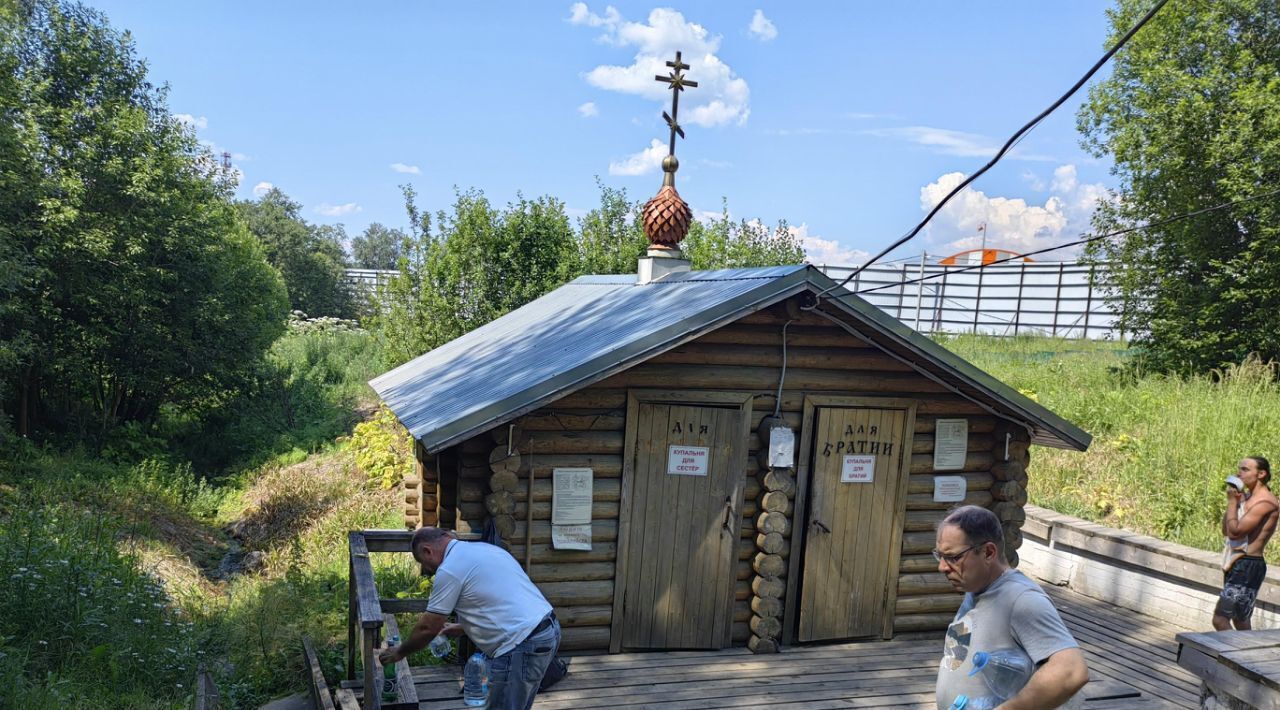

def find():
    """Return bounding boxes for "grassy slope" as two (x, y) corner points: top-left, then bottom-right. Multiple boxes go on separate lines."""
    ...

(939, 334), (1280, 560)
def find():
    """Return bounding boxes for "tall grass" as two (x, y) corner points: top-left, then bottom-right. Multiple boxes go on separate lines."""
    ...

(0, 323), (408, 708)
(939, 335), (1280, 560)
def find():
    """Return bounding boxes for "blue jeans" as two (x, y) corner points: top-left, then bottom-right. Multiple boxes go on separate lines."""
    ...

(486, 617), (560, 710)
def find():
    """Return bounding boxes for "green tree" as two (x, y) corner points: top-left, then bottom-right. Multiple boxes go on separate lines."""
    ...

(237, 188), (352, 318)
(575, 180), (648, 275)
(349, 222), (406, 270)
(1079, 0), (1280, 373)
(682, 200), (807, 270)
(372, 188), (577, 365)
(0, 0), (288, 437)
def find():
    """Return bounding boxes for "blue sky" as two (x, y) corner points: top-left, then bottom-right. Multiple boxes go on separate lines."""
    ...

(89, 1), (1119, 264)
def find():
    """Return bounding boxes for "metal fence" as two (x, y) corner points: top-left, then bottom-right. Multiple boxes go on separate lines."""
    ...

(818, 260), (1126, 340)
(345, 261), (1130, 340)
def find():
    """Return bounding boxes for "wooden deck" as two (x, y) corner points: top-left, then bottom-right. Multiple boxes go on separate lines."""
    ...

(359, 585), (1202, 709)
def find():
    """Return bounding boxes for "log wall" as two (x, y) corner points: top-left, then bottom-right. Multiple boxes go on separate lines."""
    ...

(408, 297), (1036, 650)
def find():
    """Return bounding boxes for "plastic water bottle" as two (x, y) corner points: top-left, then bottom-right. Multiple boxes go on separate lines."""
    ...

(968, 648), (1033, 700)
(463, 651), (488, 707)
(382, 634), (400, 701)
(428, 632), (451, 658)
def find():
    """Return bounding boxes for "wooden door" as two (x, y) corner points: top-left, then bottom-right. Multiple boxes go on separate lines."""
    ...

(620, 403), (745, 649)
(798, 407), (910, 642)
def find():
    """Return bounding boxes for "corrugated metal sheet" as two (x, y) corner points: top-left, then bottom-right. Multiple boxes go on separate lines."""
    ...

(370, 266), (809, 453)
(370, 264), (1092, 454)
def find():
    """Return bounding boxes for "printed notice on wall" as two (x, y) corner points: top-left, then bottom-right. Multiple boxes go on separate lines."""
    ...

(552, 468), (592, 524)
(551, 467), (593, 550)
(933, 475), (967, 502)
(840, 455), (876, 483)
(767, 427), (796, 468)
(551, 524), (592, 551)
(668, 445), (709, 476)
(933, 418), (969, 471)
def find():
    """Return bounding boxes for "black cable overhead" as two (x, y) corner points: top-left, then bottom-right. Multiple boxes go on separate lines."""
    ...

(808, 0), (1172, 304)
(850, 187), (1280, 295)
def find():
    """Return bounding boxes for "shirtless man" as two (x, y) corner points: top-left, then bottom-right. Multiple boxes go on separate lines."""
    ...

(1214, 456), (1278, 631)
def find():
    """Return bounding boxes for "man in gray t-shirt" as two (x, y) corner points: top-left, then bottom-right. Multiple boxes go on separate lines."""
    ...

(934, 506), (1088, 709)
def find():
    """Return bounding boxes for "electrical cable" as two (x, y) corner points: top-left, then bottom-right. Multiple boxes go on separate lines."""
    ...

(850, 186), (1280, 296)
(807, 0), (1172, 305)
(773, 319), (795, 418)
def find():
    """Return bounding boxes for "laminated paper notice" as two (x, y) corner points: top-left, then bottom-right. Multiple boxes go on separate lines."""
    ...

(840, 455), (875, 483)
(933, 475), (967, 502)
(668, 445), (709, 476)
(552, 467), (593, 550)
(933, 418), (969, 471)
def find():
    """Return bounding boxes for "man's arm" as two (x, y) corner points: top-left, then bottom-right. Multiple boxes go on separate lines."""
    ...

(380, 612), (448, 664)
(999, 647), (1088, 710)
(1226, 497), (1277, 539)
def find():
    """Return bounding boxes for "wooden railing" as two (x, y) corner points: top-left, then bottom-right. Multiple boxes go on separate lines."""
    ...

(347, 530), (423, 710)
(346, 529), (482, 709)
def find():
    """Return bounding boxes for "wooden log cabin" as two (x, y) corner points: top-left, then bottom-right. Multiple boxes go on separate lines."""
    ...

(370, 89), (1089, 657)
(368, 263), (1091, 656)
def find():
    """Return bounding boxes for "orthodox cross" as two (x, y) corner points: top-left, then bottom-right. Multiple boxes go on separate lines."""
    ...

(655, 51), (698, 158)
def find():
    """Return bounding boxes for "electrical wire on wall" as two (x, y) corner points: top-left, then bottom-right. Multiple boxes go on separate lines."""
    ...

(773, 319), (795, 418)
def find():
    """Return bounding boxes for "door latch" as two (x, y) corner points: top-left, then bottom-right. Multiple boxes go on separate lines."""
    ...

(811, 519), (831, 534)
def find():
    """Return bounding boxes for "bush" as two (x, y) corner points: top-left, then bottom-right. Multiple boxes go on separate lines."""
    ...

(350, 405), (413, 489)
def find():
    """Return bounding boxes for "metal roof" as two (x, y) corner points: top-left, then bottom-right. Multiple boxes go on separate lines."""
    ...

(370, 264), (1091, 454)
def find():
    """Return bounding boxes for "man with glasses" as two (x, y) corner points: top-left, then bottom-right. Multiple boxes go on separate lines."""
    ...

(934, 505), (1088, 709)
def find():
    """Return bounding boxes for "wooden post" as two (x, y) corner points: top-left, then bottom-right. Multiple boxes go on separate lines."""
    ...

(347, 552), (356, 680)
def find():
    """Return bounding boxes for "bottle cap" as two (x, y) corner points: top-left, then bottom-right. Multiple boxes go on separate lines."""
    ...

(968, 651), (989, 675)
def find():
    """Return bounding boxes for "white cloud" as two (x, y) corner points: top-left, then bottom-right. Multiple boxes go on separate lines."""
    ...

(865, 126), (1053, 161)
(315, 202), (362, 217)
(252, 181), (274, 197)
(572, 6), (751, 128)
(747, 10), (777, 41)
(174, 113), (208, 131)
(789, 223), (871, 265)
(918, 165), (1108, 256)
(608, 138), (666, 176)
(390, 162), (421, 175)
(578, 102), (599, 118)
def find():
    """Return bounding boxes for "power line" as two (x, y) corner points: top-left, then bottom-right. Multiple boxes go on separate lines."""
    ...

(809, 0), (1171, 304)
(850, 187), (1280, 296)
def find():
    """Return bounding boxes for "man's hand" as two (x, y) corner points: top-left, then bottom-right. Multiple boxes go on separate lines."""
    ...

(378, 646), (401, 667)
(441, 622), (464, 637)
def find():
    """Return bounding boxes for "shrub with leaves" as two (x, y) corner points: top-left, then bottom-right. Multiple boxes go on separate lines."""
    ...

(350, 405), (413, 489)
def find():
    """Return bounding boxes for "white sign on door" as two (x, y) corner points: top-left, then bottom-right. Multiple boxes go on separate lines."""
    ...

(667, 445), (710, 476)
(840, 455), (876, 483)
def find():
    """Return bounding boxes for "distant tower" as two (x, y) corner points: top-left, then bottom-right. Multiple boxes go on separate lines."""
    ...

(221, 151), (232, 170)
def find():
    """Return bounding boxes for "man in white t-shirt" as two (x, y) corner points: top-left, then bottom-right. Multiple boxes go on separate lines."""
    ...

(379, 527), (560, 710)
(934, 505), (1088, 709)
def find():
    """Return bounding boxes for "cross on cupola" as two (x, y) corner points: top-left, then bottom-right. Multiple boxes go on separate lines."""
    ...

(656, 51), (699, 168)
(639, 50), (697, 258)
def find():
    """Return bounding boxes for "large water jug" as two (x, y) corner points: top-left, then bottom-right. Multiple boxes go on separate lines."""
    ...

(463, 651), (488, 707)
(968, 648), (1033, 699)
